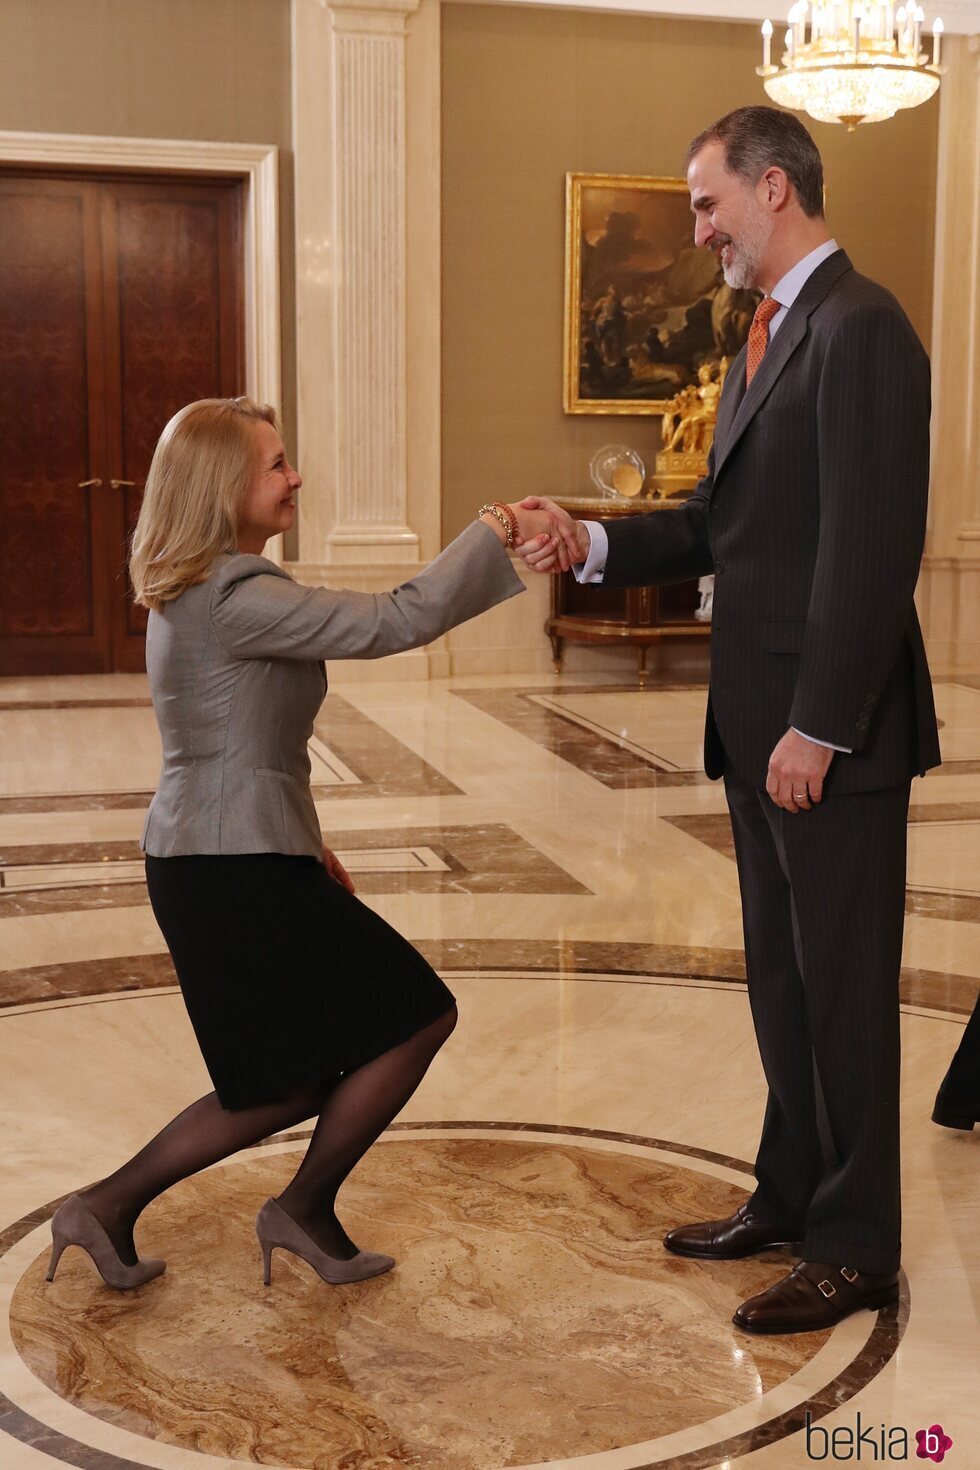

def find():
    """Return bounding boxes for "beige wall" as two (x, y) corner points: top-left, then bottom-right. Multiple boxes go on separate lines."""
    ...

(0, 0), (296, 464)
(441, 5), (939, 543)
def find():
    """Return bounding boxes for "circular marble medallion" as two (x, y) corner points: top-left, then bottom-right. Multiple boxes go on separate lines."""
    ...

(4, 1128), (904, 1470)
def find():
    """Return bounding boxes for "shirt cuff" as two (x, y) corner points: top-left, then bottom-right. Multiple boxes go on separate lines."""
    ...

(792, 727), (853, 754)
(572, 521), (608, 583)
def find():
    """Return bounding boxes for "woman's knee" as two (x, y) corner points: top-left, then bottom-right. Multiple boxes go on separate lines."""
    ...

(429, 1002), (458, 1047)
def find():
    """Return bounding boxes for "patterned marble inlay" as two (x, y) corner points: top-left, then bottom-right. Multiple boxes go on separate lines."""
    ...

(0, 824), (588, 921)
(455, 682), (980, 784)
(0, 705), (164, 800)
(9, 1135), (875, 1470)
(1, 859), (147, 890)
(0, 690), (460, 814)
(311, 695), (461, 800)
(906, 818), (980, 898)
(529, 688), (709, 772)
(453, 685), (712, 789)
(929, 683), (980, 762)
(663, 807), (980, 919)
(0, 847), (450, 895)
(0, 704), (360, 800)
(0, 792), (156, 815)
(2, 943), (976, 1018)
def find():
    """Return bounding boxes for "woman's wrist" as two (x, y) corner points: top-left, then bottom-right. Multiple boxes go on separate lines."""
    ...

(477, 502), (516, 548)
(478, 511), (507, 546)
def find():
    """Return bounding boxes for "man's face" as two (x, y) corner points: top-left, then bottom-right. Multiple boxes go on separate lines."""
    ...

(688, 140), (774, 291)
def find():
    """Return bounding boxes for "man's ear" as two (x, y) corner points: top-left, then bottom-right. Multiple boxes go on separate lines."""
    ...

(759, 166), (791, 211)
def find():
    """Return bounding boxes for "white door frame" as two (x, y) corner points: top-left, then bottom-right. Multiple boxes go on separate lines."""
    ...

(0, 131), (282, 557)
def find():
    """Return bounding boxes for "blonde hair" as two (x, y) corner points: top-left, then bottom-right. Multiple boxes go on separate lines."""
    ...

(130, 397), (278, 609)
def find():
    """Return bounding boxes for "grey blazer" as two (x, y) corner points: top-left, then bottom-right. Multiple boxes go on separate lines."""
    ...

(141, 520), (523, 858)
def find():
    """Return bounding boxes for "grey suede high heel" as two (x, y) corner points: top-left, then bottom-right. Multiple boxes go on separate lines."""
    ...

(46, 1195), (166, 1290)
(256, 1197), (395, 1286)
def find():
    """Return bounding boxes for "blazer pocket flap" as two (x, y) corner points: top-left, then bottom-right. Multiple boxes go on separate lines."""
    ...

(764, 620), (806, 654)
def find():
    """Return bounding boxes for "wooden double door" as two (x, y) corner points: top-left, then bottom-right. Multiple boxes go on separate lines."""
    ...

(0, 170), (244, 675)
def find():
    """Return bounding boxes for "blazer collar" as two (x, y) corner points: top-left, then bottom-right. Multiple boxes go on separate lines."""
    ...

(711, 248), (852, 482)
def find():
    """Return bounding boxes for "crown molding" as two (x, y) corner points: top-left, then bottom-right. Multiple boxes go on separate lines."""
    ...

(443, 0), (980, 38)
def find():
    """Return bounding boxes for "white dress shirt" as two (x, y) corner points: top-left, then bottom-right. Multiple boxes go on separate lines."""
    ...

(573, 238), (849, 753)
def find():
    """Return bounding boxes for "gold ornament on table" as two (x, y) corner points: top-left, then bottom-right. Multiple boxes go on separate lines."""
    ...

(610, 462), (644, 497)
(757, 2), (944, 132)
(651, 357), (729, 499)
(589, 444), (648, 500)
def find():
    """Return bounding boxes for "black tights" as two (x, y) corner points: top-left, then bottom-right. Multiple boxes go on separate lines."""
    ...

(82, 1005), (457, 1264)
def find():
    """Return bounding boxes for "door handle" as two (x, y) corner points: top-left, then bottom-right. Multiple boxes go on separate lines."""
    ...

(110, 479), (137, 489)
(78, 478), (103, 489)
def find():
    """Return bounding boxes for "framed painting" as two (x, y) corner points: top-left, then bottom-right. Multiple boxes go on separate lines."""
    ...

(563, 171), (756, 415)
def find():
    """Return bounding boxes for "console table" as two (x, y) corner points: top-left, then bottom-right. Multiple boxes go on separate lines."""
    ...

(545, 497), (709, 684)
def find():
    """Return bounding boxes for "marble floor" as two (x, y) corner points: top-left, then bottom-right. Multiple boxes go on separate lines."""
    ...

(0, 669), (977, 1470)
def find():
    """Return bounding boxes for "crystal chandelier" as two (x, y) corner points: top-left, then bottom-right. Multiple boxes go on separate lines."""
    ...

(757, 3), (945, 130)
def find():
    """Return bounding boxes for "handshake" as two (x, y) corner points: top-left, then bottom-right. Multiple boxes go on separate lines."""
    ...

(478, 497), (590, 574)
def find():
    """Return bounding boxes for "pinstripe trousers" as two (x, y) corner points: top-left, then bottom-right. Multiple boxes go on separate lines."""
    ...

(724, 765), (911, 1275)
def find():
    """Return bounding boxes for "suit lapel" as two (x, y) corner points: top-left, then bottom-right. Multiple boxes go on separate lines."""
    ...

(711, 249), (852, 483)
(712, 344), (748, 457)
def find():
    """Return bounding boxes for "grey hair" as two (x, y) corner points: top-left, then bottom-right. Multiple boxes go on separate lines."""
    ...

(687, 106), (825, 219)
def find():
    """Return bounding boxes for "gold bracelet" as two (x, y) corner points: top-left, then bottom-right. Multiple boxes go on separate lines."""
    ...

(477, 502), (514, 549)
(498, 501), (519, 543)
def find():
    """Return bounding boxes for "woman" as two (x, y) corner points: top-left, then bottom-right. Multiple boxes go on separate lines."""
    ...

(46, 396), (564, 1292)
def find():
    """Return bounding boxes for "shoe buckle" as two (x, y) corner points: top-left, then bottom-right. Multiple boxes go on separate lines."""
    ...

(818, 1278), (837, 1298)
(840, 1267), (859, 1284)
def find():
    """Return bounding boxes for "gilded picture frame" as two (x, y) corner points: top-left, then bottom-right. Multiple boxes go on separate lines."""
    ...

(563, 171), (755, 416)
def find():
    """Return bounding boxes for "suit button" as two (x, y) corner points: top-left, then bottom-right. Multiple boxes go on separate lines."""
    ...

(715, 561), (725, 574)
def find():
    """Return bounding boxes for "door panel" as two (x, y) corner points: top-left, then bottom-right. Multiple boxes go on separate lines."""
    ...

(0, 171), (244, 676)
(0, 177), (110, 670)
(101, 181), (243, 671)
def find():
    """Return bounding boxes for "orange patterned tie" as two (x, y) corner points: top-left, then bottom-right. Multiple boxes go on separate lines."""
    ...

(745, 296), (782, 386)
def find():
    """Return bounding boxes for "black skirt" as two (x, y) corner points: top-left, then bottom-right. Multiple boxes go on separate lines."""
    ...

(144, 854), (455, 1111)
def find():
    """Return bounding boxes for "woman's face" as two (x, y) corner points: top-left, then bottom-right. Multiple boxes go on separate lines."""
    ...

(237, 420), (302, 551)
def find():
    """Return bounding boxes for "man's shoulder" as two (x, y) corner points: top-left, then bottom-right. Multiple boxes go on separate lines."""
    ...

(824, 267), (913, 325)
(817, 267), (925, 352)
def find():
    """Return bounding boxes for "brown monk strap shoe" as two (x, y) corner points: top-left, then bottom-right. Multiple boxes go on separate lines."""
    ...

(664, 1202), (803, 1260)
(733, 1260), (900, 1335)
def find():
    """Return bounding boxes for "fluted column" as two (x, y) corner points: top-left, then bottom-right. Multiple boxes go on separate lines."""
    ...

(293, 0), (434, 569)
(920, 34), (980, 673)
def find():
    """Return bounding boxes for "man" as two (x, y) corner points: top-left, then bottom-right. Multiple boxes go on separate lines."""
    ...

(519, 106), (940, 1335)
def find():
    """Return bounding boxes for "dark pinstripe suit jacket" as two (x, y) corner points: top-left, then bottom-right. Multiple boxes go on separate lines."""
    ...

(604, 248), (941, 795)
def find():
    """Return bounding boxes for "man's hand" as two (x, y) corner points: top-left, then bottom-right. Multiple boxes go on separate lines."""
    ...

(510, 504), (571, 571)
(513, 496), (590, 572)
(479, 503), (570, 569)
(322, 844), (356, 893)
(766, 730), (834, 813)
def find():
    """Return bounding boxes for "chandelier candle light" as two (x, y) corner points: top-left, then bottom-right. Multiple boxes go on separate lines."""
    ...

(757, 2), (944, 130)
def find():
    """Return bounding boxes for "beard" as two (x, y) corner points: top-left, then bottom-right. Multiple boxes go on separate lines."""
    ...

(715, 201), (774, 290)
